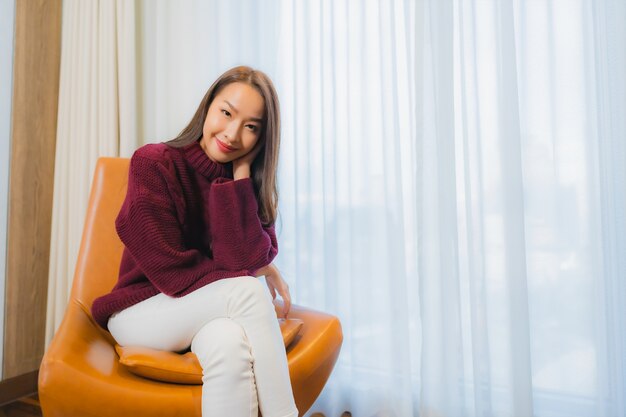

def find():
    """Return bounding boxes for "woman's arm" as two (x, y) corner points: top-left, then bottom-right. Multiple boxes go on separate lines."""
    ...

(208, 177), (278, 273)
(116, 153), (227, 296)
(208, 141), (277, 272)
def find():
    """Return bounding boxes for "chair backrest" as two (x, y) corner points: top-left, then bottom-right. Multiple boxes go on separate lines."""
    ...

(70, 157), (130, 311)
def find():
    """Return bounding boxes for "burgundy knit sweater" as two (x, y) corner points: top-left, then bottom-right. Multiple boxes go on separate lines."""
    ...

(91, 141), (278, 330)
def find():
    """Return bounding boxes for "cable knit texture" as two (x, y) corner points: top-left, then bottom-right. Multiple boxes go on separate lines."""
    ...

(91, 141), (278, 330)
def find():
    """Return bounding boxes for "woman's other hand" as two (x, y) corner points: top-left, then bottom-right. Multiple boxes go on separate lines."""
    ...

(232, 142), (263, 180)
(255, 263), (291, 318)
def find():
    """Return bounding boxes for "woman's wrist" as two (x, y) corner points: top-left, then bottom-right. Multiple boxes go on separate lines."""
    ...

(233, 163), (251, 180)
(254, 263), (275, 277)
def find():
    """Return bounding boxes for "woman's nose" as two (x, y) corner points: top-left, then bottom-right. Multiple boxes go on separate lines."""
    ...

(224, 122), (240, 141)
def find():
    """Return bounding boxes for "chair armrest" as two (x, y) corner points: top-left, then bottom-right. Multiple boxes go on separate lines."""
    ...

(39, 300), (118, 383)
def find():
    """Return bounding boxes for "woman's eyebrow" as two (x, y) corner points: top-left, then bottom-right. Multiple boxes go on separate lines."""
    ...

(223, 100), (263, 123)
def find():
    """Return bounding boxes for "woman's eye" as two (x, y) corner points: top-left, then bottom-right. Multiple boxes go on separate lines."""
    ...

(246, 124), (258, 132)
(221, 109), (231, 117)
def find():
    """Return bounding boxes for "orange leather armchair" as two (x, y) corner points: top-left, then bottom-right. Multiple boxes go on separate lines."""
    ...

(39, 157), (342, 416)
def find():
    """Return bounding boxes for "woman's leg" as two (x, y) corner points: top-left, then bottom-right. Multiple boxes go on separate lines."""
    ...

(216, 277), (298, 417)
(107, 276), (298, 417)
(191, 318), (258, 417)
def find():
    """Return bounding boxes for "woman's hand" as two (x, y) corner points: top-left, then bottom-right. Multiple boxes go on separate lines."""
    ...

(255, 263), (291, 318)
(232, 141), (263, 180)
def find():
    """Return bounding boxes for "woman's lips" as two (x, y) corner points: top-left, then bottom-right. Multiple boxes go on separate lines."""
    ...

(215, 137), (236, 153)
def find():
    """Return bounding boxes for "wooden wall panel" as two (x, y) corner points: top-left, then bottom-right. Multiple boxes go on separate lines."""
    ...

(4, 0), (62, 379)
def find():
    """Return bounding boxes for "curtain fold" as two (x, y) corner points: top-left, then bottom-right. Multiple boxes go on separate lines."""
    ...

(590, 1), (626, 415)
(45, 0), (139, 347)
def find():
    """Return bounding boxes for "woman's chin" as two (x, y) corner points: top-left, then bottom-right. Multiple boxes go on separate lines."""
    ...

(209, 155), (231, 164)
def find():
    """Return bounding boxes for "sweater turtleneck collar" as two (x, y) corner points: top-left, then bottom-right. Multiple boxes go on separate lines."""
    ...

(181, 140), (232, 179)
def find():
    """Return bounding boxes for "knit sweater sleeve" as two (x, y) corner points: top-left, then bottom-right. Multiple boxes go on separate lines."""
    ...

(115, 153), (221, 296)
(208, 177), (278, 274)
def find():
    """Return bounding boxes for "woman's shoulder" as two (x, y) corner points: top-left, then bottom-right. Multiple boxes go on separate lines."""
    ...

(132, 142), (177, 164)
(127, 142), (185, 185)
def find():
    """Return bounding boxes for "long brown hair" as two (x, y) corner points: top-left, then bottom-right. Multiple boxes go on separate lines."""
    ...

(166, 66), (280, 226)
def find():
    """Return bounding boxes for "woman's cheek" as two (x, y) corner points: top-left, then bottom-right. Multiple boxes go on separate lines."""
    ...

(205, 113), (220, 132)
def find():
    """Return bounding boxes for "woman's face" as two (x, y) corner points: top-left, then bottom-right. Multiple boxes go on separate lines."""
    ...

(200, 82), (265, 163)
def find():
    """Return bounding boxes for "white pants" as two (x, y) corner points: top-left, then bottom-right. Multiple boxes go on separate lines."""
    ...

(108, 276), (298, 417)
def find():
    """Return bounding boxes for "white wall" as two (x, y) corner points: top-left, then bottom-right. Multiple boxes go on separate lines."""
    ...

(0, 0), (16, 380)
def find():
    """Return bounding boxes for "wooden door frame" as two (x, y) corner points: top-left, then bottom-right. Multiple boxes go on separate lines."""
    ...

(4, 0), (62, 390)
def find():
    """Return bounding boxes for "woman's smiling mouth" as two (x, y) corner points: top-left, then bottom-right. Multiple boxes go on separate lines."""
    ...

(215, 137), (237, 153)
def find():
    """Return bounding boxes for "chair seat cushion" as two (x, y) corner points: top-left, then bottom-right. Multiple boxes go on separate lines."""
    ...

(115, 318), (303, 384)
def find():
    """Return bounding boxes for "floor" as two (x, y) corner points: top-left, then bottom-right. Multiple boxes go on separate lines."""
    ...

(0, 395), (41, 417)
(0, 394), (350, 417)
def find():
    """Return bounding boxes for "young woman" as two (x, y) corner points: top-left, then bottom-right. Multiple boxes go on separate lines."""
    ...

(91, 66), (299, 417)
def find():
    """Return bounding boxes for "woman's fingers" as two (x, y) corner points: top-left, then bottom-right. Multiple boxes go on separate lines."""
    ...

(265, 269), (291, 318)
(282, 294), (291, 318)
(233, 140), (264, 172)
(278, 282), (291, 318)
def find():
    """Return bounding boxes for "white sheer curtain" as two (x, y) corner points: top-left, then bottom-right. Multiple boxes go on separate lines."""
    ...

(138, 1), (625, 416)
(46, 0), (139, 346)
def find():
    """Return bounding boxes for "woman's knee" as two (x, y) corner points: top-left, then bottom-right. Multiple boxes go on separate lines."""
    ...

(230, 276), (274, 311)
(191, 318), (251, 370)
